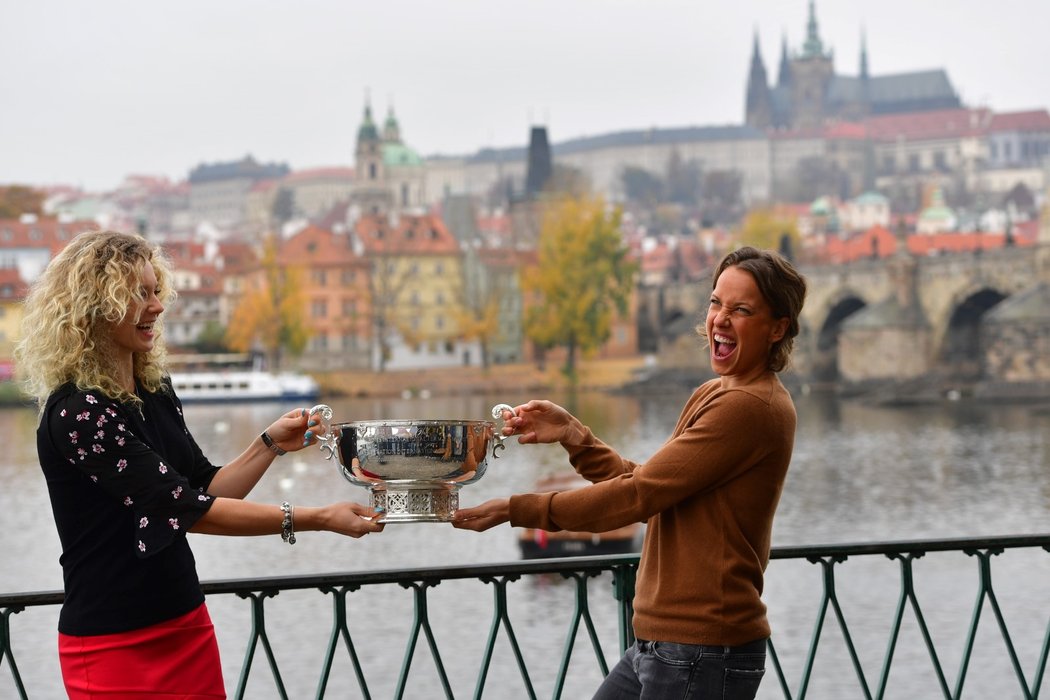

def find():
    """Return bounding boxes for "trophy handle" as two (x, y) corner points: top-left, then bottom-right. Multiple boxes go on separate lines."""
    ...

(490, 403), (517, 458)
(309, 404), (337, 460)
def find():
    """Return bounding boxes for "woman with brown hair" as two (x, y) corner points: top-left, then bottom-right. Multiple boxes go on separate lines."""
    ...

(453, 246), (807, 699)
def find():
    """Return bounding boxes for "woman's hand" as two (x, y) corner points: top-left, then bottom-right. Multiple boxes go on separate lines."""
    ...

(499, 400), (585, 445)
(264, 407), (318, 453)
(311, 502), (386, 537)
(450, 498), (510, 532)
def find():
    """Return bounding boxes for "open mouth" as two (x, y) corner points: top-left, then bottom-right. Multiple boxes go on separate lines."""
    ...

(712, 333), (736, 360)
(137, 323), (155, 334)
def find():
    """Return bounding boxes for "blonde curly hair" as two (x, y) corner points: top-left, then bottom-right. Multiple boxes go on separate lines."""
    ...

(15, 230), (176, 410)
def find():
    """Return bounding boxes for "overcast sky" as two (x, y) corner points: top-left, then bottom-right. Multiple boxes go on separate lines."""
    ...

(2, 0), (1047, 192)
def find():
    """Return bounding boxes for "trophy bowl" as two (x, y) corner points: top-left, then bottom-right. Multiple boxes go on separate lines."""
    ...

(309, 404), (514, 523)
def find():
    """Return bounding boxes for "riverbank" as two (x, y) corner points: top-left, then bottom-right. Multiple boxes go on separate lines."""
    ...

(314, 357), (654, 399)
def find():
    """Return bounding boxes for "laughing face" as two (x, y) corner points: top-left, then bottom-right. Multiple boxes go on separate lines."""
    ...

(110, 260), (165, 361)
(705, 266), (789, 387)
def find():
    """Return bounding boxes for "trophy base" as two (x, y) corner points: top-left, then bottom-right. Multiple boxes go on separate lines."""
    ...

(370, 484), (460, 523)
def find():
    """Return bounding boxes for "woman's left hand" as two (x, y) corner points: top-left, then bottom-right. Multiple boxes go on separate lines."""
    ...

(450, 498), (511, 532)
(264, 407), (318, 453)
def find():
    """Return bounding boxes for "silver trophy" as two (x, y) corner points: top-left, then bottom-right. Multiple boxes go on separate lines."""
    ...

(309, 404), (515, 523)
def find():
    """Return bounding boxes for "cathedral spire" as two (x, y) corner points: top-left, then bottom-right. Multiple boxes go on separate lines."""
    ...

(777, 31), (791, 87)
(745, 28), (773, 128)
(859, 28), (869, 80)
(801, 0), (828, 59)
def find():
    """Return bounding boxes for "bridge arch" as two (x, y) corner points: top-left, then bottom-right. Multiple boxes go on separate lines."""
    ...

(811, 292), (868, 381)
(938, 286), (1008, 379)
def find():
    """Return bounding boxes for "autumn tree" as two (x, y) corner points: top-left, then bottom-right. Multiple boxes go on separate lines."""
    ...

(523, 195), (637, 378)
(367, 255), (416, 372)
(736, 208), (800, 253)
(225, 235), (309, 370)
(0, 186), (45, 219)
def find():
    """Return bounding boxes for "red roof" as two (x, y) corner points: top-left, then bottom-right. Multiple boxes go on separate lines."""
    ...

(0, 217), (99, 255)
(283, 167), (355, 182)
(355, 214), (460, 256)
(862, 108), (992, 142)
(815, 225), (1034, 264)
(988, 110), (1050, 133)
(281, 224), (365, 266)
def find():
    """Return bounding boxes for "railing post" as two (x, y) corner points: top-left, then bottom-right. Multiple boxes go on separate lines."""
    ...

(233, 589), (288, 700)
(552, 570), (608, 700)
(0, 606), (27, 700)
(957, 547), (1034, 700)
(878, 551), (950, 700)
(610, 562), (637, 653)
(316, 584), (369, 700)
(797, 554), (872, 700)
(474, 575), (535, 700)
(394, 579), (453, 700)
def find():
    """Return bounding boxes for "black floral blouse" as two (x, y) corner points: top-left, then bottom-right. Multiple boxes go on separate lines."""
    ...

(38, 381), (221, 635)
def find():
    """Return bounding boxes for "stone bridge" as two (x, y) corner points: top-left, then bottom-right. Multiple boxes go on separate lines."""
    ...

(638, 239), (1050, 392)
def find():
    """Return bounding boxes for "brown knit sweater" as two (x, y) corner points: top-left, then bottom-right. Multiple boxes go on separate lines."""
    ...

(508, 373), (796, 646)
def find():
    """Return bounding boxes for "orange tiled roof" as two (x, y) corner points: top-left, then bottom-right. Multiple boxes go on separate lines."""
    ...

(281, 224), (365, 266)
(0, 217), (99, 255)
(988, 110), (1050, 133)
(355, 215), (460, 256)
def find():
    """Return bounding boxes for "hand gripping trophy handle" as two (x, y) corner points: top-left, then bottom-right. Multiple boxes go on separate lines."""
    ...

(490, 403), (517, 458)
(309, 404), (336, 460)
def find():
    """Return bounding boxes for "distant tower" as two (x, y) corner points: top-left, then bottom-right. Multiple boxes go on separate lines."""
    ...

(859, 29), (871, 112)
(789, 0), (835, 129)
(525, 126), (552, 198)
(744, 30), (773, 128)
(355, 99), (383, 183)
(382, 105), (402, 144)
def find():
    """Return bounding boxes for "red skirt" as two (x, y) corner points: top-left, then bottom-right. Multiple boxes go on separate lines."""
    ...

(59, 602), (226, 699)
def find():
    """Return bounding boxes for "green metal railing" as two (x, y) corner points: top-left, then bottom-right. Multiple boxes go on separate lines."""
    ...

(2, 534), (1048, 699)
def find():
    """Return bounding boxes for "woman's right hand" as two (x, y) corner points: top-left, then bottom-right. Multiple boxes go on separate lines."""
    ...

(315, 502), (386, 537)
(500, 400), (585, 445)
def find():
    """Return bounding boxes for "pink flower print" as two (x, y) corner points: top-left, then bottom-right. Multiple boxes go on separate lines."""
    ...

(123, 496), (133, 506)
(90, 475), (98, 482)
(168, 518), (180, 530)
(92, 444), (104, 454)
(60, 409), (67, 417)
(171, 485), (183, 499)
(117, 423), (126, 432)
(69, 431), (79, 444)
(138, 541), (146, 553)
(106, 407), (117, 417)
(198, 494), (210, 502)
(85, 395), (98, 404)
(94, 430), (105, 440)
(116, 459), (127, 472)
(77, 448), (87, 460)
(139, 516), (149, 528)
(96, 415), (108, 427)
(76, 411), (90, 421)
(116, 436), (125, 446)
(158, 463), (168, 474)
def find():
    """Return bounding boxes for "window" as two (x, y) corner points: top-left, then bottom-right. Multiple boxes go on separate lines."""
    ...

(369, 163), (377, 180)
(341, 269), (356, 285)
(908, 154), (920, 172)
(312, 269), (327, 286)
(342, 298), (357, 315)
(311, 299), (328, 318)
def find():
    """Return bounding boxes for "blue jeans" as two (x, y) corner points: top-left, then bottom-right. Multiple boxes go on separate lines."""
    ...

(592, 638), (767, 699)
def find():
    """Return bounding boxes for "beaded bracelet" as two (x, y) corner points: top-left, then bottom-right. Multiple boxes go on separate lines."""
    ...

(280, 502), (296, 544)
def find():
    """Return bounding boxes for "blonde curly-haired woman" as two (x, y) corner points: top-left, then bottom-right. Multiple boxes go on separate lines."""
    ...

(17, 230), (383, 699)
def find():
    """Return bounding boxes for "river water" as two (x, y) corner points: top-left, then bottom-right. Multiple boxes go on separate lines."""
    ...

(1, 387), (1049, 698)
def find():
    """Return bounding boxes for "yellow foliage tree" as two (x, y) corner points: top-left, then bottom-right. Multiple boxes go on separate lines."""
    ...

(736, 208), (801, 254)
(523, 195), (637, 377)
(225, 235), (309, 370)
